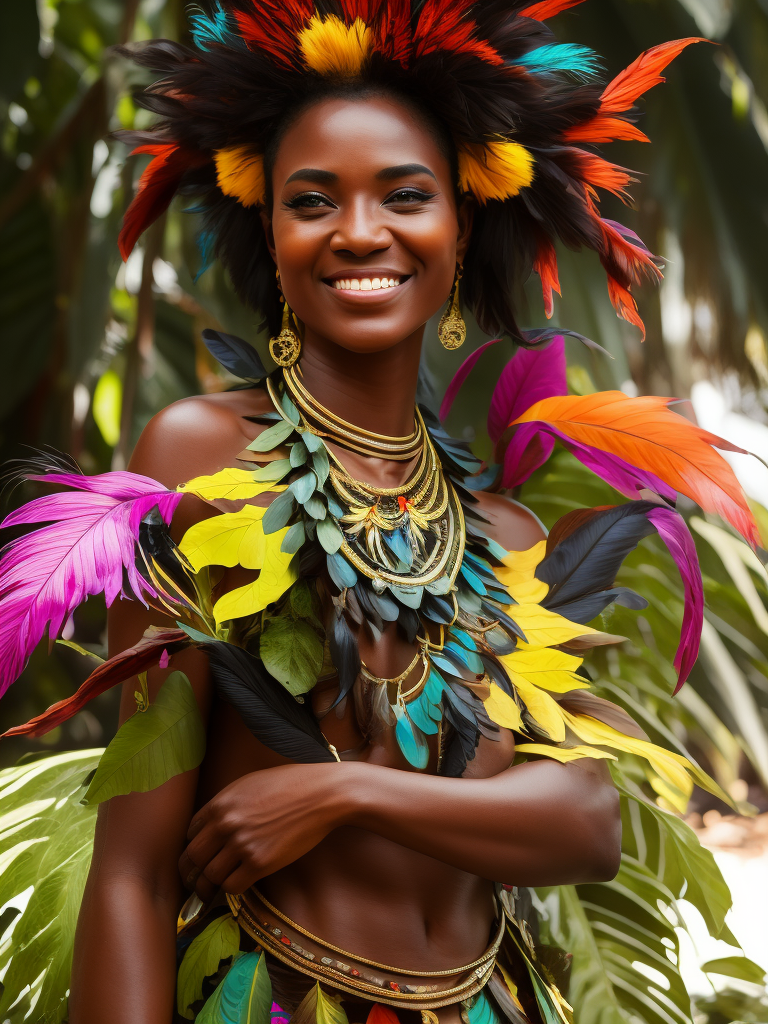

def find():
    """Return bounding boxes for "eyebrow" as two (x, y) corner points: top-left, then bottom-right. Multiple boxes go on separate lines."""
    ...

(285, 168), (338, 185)
(376, 163), (437, 182)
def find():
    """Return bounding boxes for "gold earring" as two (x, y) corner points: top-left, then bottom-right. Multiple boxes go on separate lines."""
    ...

(269, 271), (301, 367)
(438, 265), (466, 350)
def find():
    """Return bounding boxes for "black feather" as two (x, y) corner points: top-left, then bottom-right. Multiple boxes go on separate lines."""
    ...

(201, 328), (267, 381)
(200, 639), (335, 763)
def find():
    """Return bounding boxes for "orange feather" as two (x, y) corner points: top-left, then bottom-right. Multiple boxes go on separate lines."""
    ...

(519, 0), (588, 19)
(534, 239), (561, 319)
(599, 38), (707, 115)
(511, 392), (762, 548)
(564, 115), (650, 145)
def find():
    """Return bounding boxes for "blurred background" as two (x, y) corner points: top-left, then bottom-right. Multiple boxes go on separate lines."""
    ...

(1, 1), (768, 1022)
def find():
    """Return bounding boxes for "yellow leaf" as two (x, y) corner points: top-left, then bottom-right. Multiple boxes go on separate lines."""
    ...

(180, 506), (267, 572)
(179, 467), (286, 502)
(514, 680), (567, 741)
(213, 530), (296, 623)
(508, 604), (598, 651)
(516, 743), (617, 764)
(484, 683), (523, 730)
(502, 647), (587, 693)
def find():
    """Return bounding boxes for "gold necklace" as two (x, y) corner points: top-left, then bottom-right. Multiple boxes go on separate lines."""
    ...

(283, 363), (424, 461)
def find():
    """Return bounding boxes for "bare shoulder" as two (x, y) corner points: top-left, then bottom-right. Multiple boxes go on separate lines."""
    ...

(128, 387), (274, 490)
(471, 490), (547, 552)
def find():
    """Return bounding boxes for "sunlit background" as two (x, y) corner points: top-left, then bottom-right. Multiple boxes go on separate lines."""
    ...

(1, 1), (768, 1022)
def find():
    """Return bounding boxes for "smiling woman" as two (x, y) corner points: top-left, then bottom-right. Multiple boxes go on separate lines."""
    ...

(0, 3), (761, 1024)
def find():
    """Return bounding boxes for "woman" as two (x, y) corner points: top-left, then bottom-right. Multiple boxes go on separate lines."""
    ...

(0, 3), (757, 1023)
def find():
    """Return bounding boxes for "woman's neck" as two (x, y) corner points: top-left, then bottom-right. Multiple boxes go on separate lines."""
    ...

(297, 327), (423, 438)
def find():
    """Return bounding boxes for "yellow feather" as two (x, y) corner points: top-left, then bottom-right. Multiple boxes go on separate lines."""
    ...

(483, 682), (523, 731)
(299, 15), (372, 77)
(214, 530), (296, 623)
(214, 146), (265, 207)
(458, 140), (535, 204)
(502, 647), (587, 693)
(179, 506), (268, 573)
(179, 468), (285, 503)
(516, 743), (617, 764)
(508, 604), (598, 651)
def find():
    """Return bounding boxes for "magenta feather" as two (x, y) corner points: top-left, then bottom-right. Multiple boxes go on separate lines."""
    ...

(439, 339), (501, 422)
(0, 471), (182, 696)
(646, 506), (703, 691)
(488, 336), (567, 443)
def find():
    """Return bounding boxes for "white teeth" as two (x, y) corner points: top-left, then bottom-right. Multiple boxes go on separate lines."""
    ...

(332, 276), (402, 291)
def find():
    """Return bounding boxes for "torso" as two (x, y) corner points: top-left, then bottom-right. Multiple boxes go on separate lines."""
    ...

(134, 385), (545, 973)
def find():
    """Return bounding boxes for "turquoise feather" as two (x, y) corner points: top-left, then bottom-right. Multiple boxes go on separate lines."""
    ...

(406, 692), (440, 735)
(466, 991), (500, 1024)
(515, 44), (602, 80)
(189, 2), (246, 51)
(394, 704), (429, 769)
(196, 951), (273, 1024)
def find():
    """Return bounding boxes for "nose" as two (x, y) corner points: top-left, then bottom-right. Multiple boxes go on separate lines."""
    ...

(329, 195), (393, 258)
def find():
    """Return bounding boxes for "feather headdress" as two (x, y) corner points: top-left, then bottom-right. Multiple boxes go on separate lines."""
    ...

(116, 0), (705, 341)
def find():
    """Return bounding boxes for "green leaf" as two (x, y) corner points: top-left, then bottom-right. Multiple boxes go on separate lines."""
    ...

(83, 672), (206, 804)
(253, 459), (292, 482)
(260, 615), (324, 695)
(316, 516), (344, 554)
(702, 956), (766, 984)
(281, 521), (306, 554)
(177, 915), (241, 1019)
(247, 419), (295, 452)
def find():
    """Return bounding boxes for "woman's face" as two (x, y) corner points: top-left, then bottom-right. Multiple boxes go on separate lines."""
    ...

(263, 95), (472, 354)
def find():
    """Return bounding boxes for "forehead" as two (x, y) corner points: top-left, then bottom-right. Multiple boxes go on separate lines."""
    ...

(272, 95), (451, 182)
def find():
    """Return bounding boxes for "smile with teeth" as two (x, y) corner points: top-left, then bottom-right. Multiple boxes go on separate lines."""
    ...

(332, 276), (403, 291)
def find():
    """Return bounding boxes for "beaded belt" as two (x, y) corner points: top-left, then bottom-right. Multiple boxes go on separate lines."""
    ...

(227, 889), (504, 1012)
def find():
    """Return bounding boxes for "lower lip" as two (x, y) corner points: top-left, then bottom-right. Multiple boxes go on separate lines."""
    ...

(324, 279), (409, 302)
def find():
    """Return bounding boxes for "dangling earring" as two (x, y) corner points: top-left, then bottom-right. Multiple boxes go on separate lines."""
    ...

(438, 264), (466, 350)
(269, 270), (301, 367)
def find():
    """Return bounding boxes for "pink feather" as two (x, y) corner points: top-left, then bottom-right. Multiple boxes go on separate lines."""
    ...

(0, 471), (182, 696)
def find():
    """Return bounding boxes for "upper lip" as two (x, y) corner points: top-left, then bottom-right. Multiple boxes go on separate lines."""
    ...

(323, 269), (410, 282)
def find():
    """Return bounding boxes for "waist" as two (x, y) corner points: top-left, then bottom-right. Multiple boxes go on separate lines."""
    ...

(228, 887), (505, 1011)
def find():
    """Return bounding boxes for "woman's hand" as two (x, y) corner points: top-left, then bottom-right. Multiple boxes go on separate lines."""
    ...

(179, 761), (352, 902)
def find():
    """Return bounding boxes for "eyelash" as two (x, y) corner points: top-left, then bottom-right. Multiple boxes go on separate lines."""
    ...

(283, 187), (437, 211)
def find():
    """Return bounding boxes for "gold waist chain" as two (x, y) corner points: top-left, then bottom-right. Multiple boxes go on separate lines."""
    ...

(227, 889), (504, 1013)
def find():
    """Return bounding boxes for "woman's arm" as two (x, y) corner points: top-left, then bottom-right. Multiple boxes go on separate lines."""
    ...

(180, 754), (620, 903)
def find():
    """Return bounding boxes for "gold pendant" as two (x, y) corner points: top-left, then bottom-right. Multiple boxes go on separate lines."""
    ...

(269, 302), (301, 367)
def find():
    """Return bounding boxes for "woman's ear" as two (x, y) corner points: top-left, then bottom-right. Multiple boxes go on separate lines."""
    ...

(456, 195), (475, 265)
(260, 207), (277, 262)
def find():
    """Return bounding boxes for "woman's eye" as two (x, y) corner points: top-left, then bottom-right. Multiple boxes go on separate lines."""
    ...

(284, 192), (334, 210)
(385, 188), (436, 205)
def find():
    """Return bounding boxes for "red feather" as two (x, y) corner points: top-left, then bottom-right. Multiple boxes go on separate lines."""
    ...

(600, 38), (707, 114)
(0, 628), (189, 740)
(519, 0), (588, 19)
(233, 0), (313, 66)
(534, 238), (560, 319)
(564, 115), (651, 145)
(119, 144), (203, 261)
(414, 0), (503, 65)
(570, 152), (634, 200)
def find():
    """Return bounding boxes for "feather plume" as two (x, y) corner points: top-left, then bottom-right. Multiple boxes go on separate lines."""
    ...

(0, 628), (189, 739)
(458, 141), (535, 204)
(214, 146), (266, 207)
(0, 471), (182, 696)
(599, 38), (707, 115)
(439, 339), (501, 421)
(533, 239), (561, 320)
(519, 0), (589, 19)
(118, 144), (203, 260)
(299, 14), (373, 76)
(511, 392), (762, 547)
(414, 0), (503, 66)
